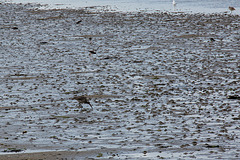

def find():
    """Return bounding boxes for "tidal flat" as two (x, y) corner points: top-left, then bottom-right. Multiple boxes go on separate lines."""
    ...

(0, 2), (240, 159)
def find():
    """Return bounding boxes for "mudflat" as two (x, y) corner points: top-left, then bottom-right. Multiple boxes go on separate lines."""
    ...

(0, 2), (239, 159)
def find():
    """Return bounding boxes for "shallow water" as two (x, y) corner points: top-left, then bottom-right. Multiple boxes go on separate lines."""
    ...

(4, 0), (240, 13)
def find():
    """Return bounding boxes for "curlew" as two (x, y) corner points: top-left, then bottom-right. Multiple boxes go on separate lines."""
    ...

(72, 96), (93, 109)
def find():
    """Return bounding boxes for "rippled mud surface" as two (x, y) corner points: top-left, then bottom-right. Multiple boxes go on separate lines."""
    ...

(0, 3), (240, 159)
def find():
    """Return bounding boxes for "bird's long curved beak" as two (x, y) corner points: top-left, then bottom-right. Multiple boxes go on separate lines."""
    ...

(89, 103), (93, 109)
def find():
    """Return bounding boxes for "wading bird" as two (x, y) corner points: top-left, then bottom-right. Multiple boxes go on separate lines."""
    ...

(229, 6), (235, 13)
(72, 96), (93, 109)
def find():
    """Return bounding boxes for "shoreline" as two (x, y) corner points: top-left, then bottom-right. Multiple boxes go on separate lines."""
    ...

(2, 0), (239, 14)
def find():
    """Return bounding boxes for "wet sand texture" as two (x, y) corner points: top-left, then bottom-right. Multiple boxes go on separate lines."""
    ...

(0, 2), (240, 160)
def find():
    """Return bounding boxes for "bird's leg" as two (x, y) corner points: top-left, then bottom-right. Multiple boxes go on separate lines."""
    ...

(78, 103), (83, 109)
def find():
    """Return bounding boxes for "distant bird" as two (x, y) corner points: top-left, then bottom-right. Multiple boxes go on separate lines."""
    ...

(72, 96), (93, 109)
(172, 0), (176, 6)
(229, 6), (235, 13)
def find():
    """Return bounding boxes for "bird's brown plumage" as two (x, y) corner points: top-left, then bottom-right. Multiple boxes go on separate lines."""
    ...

(229, 6), (235, 12)
(72, 96), (93, 109)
